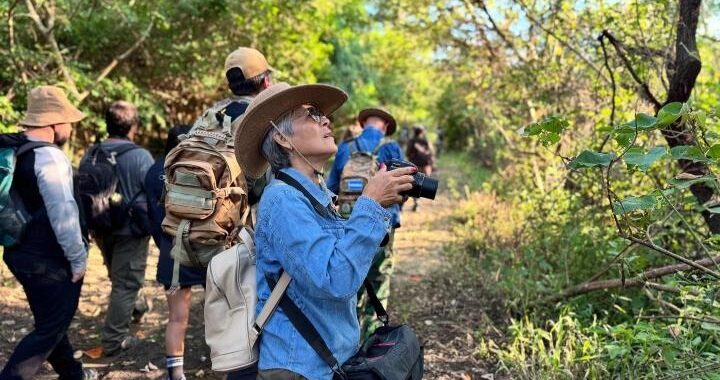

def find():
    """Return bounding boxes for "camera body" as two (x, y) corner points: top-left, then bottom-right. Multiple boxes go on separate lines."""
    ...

(385, 158), (438, 200)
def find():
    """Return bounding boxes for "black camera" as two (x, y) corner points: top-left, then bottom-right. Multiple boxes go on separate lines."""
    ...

(386, 159), (439, 200)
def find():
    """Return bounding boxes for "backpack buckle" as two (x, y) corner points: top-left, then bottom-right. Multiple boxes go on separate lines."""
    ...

(108, 152), (118, 165)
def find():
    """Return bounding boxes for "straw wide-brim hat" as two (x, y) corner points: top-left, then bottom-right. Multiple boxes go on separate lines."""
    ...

(233, 82), (348, 179)
(358, 107), (396, 136)
(19, 85), (85, 127)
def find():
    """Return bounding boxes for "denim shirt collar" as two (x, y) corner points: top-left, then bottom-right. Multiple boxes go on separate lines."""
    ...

(278, 167), (333, 207)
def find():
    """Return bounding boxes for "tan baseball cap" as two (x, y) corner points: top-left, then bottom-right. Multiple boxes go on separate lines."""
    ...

(224, 47), (272, 78)
(19, 85), (85, 127)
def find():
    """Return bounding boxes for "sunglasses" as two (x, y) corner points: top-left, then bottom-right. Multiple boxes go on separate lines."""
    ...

(295, 106), (329, 125)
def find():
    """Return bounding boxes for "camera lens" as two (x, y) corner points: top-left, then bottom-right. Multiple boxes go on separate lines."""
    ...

(412, 173), (438, 200)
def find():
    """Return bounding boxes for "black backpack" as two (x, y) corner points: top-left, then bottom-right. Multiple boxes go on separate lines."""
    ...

(77, 143), (140, 234)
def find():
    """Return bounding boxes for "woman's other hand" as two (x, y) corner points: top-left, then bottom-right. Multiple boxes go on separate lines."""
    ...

(363, 164), (416, 207)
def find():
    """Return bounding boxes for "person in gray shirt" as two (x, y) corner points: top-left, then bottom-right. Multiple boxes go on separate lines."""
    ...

(1, 85), (97, 380)
(79, 101), (154, 356)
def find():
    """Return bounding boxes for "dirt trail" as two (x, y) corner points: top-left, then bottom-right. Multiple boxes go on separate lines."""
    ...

(389, 166), (506, 380)
(0, 163), (504, 380)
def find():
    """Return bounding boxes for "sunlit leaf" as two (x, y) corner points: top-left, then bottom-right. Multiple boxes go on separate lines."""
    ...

(669, 145), (707, 163)
(656, 102), (685, 127)
(624, 146), (667, 171)
(569, 151), (615, 169)
(613, 195), (657, 215)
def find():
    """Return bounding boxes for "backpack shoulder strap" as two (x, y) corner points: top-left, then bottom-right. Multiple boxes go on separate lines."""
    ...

(275, 171), (331, 218)
(108, 142), (141, 157)
(251, 271), (291, 343)
(348, 138), (361, 155)
(372, 137), (391, 155)
(16, 141), (55, 156)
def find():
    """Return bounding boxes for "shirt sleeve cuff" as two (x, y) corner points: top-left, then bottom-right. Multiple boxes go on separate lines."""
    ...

(70, 257), (87, 274)
(353, 196), (392, 227)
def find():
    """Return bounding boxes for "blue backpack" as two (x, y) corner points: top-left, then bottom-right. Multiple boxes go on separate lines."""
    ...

(0, 141), (54, 247)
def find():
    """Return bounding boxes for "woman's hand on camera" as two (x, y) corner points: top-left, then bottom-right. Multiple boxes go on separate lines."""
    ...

(363, 164), (416, 207)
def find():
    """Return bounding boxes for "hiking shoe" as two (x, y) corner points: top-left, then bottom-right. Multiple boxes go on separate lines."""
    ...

(120, 335), (140, 350)
(104, 336), (140, 357)
(83, 368), (99, 380)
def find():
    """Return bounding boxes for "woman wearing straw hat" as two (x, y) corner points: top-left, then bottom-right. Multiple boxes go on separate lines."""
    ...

(233, 82), (416, 379)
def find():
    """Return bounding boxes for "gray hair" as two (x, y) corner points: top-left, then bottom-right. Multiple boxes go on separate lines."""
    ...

(261, 109), (297, 173)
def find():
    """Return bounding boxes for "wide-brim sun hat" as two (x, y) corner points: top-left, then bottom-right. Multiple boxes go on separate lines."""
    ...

(358, 107), (396, 136)
(233, 82), (348, 179)
(19, 85), (85, 127)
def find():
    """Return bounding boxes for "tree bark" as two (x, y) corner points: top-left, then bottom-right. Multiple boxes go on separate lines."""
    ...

(659, 0), (718, 233)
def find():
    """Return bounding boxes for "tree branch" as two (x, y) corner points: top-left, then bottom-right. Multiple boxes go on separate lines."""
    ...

(540, 255), (720, 304)
(514, 0), (611, 84)
(25, 0), (79, 96)
(598, 29), (662, 110)
(77, 19), (155, 102)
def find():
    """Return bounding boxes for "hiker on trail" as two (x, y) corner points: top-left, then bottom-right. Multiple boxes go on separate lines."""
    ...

(405, 125), (434, 211)
(158, 47), (273, 380)
(145, 125), (207, 380)
(0, 86), (97, 380)
(326, 107), (405, 338)
(233, 82), (416, 379)
(221, 47), (274, 205)
(78, 101), (154, 356)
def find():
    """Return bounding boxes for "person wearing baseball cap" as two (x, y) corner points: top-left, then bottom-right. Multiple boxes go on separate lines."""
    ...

(232, 82), (415, 379)
(0, 86), (97, 379)
(325, 106), (405, 339)
(157, 47), (274, 380)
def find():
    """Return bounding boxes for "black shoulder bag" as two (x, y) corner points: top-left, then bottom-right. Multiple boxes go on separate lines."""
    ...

(274, 172), (424, 380)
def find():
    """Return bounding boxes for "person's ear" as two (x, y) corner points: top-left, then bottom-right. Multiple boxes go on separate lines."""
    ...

(273, 132), (292, 151)
(263, 74), (273, 88)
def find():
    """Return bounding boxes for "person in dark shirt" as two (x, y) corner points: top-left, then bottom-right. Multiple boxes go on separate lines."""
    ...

(79, 101), (155, 356)
(0, 86), (97, 380)
(145, 125), (208, 380)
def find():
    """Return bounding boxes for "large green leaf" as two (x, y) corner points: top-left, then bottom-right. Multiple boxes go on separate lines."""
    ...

(569, 151), (615, 169)
(668, 174), (716, 189)
(613, 195), (657, 215)
(656, 102), (685, 127)
(623, 146), (667, 171)
(615, 113), (658, 133)
(707, 144), (720, 160)
(670, 145), (707, 163)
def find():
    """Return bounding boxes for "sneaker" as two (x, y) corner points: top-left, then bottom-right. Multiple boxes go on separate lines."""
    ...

(104, 336), (140, 357)
(83, 368), (99, 380)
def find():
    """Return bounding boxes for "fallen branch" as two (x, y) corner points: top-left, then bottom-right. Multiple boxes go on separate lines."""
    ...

(539, 255), (720, 304)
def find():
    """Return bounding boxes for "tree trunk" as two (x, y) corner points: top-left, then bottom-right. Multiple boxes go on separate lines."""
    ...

(658, 0), (717, 233)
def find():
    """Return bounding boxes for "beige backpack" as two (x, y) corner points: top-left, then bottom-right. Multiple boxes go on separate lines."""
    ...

(337, 138), (388, 218)
(205, 228), (291, 372)
(162, 99), (251, 289)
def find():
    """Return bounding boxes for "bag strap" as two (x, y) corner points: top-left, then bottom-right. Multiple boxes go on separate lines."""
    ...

(267, 273), (347, 379)
(275, 171), (331, 218)
(363, 279), (389, 326)
(16, 141), (55, 156)
(251, 271), (291, 344)
(372, 138), (390, 155)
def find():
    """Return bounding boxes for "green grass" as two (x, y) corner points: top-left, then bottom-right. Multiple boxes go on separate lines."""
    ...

(436, 151), (491, 195)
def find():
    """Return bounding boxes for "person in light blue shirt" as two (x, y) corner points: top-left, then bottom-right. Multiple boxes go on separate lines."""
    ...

(326, 107), (405, 339)
(232, 82), (416, 380)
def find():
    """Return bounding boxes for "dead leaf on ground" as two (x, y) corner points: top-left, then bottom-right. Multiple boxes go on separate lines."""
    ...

(83, 346), (103, 359)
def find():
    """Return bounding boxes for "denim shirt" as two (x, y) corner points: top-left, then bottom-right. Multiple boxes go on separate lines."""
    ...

(255, 168), (392, 379)
(327, 127), (404, 227)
